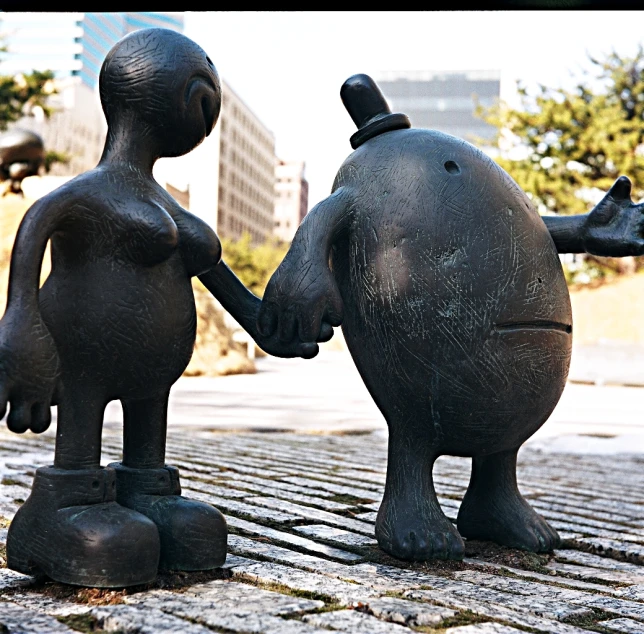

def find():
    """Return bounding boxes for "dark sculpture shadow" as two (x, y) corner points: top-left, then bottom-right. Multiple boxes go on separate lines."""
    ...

(0, 129), (44, 196)
(260, 74), (644, 562)
(0, 28), (325, 588)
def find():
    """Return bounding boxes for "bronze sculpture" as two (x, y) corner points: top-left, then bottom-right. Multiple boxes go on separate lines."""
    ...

(0, 129), (45, 196)
(260, 74), (644, 561)
(0, 28), (324, 588)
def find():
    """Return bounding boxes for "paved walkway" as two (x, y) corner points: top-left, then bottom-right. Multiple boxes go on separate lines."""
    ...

(2, 349), (644, 632)
(2, 426), (644, 632)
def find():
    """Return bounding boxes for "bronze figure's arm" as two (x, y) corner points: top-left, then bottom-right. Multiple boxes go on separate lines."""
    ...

(199, 258), (332, 358)
(0, 192), (70, 433)
(544, 176), (644, 255)
(258, 186), (354, 346)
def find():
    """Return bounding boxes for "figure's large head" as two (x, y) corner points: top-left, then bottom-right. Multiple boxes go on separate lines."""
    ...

(99, 28), (221, 158)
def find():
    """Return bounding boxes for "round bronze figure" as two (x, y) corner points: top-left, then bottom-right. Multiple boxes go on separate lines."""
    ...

(260, 74), (644, 561)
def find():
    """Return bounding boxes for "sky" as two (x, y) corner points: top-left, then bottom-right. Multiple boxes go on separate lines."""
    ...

(184, 11), (644, 209)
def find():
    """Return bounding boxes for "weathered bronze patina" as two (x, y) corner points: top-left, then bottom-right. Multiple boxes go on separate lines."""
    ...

(0, 28), (322, 588)
(260, 74), (644, 562)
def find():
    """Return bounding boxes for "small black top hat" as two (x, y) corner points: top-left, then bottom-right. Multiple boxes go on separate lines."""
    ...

(340, 74), (411, 149)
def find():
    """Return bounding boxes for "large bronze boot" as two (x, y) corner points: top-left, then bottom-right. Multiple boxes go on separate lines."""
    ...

(110, 462), (227, 572)
(7, 466), (160, 587)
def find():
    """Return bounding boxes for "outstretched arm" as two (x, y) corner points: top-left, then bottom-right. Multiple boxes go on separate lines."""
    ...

(0, 192), (70, 433)
(258, 186), (354, 345)
(199, 261), (325, 359)
(544, 176), (644, 256)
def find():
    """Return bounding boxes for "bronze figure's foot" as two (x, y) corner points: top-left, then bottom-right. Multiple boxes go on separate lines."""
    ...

(458, 490), (560, 552)
(376, 495), (465, 561)
(111, 463), (227, 572)
(6, 466), (160, 587)
(457, 451), (560, 552)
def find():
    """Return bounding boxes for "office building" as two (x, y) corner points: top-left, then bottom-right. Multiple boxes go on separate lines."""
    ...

(377, 70), (501, 145)
(154, 80), (277, 245)
(274, 159), (308, 243)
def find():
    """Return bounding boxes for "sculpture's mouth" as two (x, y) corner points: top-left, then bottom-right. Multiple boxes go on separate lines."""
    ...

(494, 320), (572, 335)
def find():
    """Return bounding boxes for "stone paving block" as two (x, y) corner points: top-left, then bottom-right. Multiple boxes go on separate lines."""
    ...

(227, 516), (363, 561)
(228, 534), (352, 576)
(614, 584), (644, 600)
(465, 558), (627, 595)
(125, 584), (324, 618)
(233, 482), (355, 511)
(404, 589), (599, 634)
(184, 489), (303, 523)
(602, 617), (644, 633)
(0, 473), (32, 487)
(215, 471), (336, 497)
(0, 484), (30, 503)
(420, 576), (592, 622)
(228, 535), (456, 594)
(90, 604), (215, 633)
(354, 511), (377, 522)
(454, 569), (644, 620)
(4, 592), (92, 617)
(221, 553), (253, 568)
(333, 470), (386, 486)
(244, 496), (375, 535)
(531, 499), (644, 526)
(231, 560), (379, 604)
(0, 601), (77, 633)
(293, 524), (378, 548)
(555, 549), (644, 572)
(279, 476), (381, 500)
(303, 609), (410, 632)
(0, 569), (35, 591)
(180, 479), (250, 499)
(0, 502), (20, 517)
(573, 537), (644, 563)
(360, 596), (456, 626)
(537, 493), (644, 519)
(574, 594), (644, 621)
(547, 562), (644, 584)
(534, 506), (643, 534)
(173, 456), (288, 479)
(445, 625), (527, 633)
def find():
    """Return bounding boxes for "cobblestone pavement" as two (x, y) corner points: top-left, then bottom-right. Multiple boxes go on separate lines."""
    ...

(2, 428), (644, 633)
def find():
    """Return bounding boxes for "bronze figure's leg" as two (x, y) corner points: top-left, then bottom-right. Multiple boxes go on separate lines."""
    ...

(112, 392), (227, 572)
(376, 426), (464, 561)
(457, 449), (560, 552)
(6, 387), (160, 587)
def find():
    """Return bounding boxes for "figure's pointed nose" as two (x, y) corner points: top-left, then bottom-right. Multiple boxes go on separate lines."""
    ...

(340, 74), (411, 149)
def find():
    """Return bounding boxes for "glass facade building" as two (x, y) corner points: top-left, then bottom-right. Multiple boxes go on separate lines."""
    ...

(78, 13), (184, 90)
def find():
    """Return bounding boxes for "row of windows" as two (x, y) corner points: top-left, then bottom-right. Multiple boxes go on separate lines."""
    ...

(223, 192), (272, 231)
(226, 102), (274, 154)
(221, 146), (274, 193)
(224, 126), (273, 176)
(220, 214), (268, 245)
(390, 95), (497, 113)
(229, 172), (273, 210)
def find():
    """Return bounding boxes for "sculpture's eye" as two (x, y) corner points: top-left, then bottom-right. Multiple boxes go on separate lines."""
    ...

(444, 160), (460, 175)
